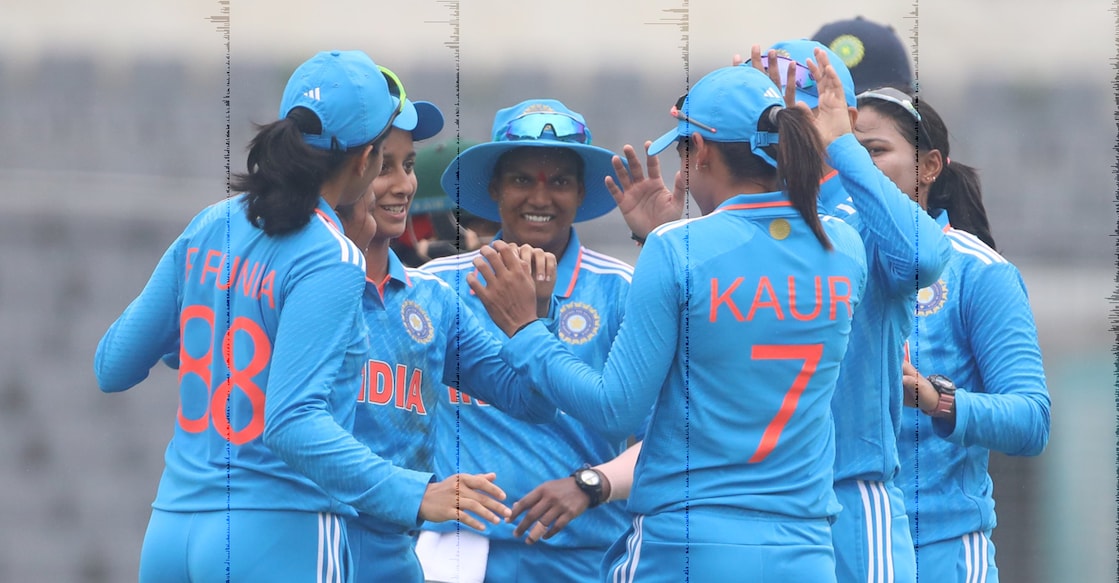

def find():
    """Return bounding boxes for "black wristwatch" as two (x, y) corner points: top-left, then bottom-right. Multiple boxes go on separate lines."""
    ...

(925, 374), (957, 418)
(571, 465), (606, 508)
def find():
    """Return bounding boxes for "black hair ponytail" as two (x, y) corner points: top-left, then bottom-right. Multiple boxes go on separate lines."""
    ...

(767, 106), (831, 250)
(918, 103), (997, 250)
(231, 107), (361, 236)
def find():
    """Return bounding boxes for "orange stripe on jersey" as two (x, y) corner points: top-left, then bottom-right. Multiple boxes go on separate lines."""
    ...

(314, 209), (340, 230)
(718, 200), (794, 212)
(563, 247), (584, 298)
(820, 169), (838, 184)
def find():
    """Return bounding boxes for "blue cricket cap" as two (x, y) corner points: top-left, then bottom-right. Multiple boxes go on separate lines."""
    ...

(441, 99), (619, 223)
(766, 39), (857, 109)
(279, 50), (398, 150)
(647, 66), (785, 167)
(393, 99), (444, 142)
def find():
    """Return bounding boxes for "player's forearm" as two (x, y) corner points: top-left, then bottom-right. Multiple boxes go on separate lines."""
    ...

(828, 134), (949, 289)
(499, 322), (646, 442)
(594, 441), (641, 502)
(94, 256), (181, 392)
(935, 389), (1050, 456)
(264, 411), (433, 525)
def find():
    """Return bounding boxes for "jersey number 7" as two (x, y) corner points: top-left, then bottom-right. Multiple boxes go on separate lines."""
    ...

(748, 344), (824, 463)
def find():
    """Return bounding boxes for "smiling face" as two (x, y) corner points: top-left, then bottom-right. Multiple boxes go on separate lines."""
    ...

(370, 128), (418, 242)
(488, 147), (584, 256)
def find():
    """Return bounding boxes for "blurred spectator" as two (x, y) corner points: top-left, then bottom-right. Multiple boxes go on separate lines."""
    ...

(812, 16), (914, 93)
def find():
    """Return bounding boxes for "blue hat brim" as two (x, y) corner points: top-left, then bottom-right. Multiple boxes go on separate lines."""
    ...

(647, 127), (681, 156)
(392, 99), (444, 142)
(441, 141), (619, 223)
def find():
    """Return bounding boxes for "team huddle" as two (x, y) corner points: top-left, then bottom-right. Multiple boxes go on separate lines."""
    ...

(93, 16), (1050, 583)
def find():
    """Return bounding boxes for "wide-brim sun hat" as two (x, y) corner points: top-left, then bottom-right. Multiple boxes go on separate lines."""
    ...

(647, 66), (785, 167)
(440, 99), (619, 223)
(279, 50), (404, 151)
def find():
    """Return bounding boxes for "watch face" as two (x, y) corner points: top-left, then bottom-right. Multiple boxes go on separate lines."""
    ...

(579, 469), (600, 487)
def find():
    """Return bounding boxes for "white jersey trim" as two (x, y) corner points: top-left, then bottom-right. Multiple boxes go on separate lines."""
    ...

(947, 230), (1005, 266)
(315, 214), (365, 270)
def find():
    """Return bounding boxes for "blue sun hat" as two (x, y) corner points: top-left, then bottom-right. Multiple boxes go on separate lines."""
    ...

(440, 99), (619, 223)
(279, 50), (403, 150)
(647, 66), (785, 167)
(392, 98), (444, 142)
(759, 39), (857, 110)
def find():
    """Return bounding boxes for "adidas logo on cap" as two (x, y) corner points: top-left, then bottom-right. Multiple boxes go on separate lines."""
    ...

(302, 87), (321, 100)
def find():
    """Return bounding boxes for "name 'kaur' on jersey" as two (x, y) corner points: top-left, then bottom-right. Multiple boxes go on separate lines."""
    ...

(709, 274), (855, 322)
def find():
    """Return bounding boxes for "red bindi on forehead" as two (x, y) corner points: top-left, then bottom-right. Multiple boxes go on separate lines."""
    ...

(537, 171), (548, 184)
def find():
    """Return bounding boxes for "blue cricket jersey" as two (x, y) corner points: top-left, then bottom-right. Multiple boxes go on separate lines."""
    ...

(94, 196), (432, 526)
(501, 191), (868, 520)
(821, 134), (952, 483)
(420, 229), (635, 549)
(899, 212), (1051, 545)
(350, 249), (557, 535)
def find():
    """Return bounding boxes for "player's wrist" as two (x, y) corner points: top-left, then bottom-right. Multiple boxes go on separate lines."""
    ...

(922, 374), (957, 419)
(571, 465), (609, 508)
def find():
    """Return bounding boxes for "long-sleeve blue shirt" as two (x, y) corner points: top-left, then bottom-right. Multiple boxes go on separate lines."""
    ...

(350, 249), (557, 535)
(420, 230), (636, 549)
(500, 191), (868, 520)
(821, 134), (952, 483)
(94, 196), (432, 527)
(899, 211), (1050, 545)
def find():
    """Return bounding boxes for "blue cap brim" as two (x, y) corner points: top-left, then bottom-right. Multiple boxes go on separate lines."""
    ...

(647, 127), (681, 157)
(441, 141), (619, 223)
(392, 99), (445, 142)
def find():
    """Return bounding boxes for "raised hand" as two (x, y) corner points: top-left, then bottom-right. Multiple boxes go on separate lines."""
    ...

(605, 143), (686, 240)
(803, 47), (852, 146)
(419, 472), (511, 531)
(468, 241), (540, 337)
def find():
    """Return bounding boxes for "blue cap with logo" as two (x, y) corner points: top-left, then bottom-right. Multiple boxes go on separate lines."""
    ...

(763, 40), (857, 110)
(812, 16), (914, 93)
(647, 66), (785, 167)
(441, 99), (619, 223)
(279, 50), (400, 150)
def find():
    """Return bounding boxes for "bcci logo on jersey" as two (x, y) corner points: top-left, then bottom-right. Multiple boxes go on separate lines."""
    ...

(558, 302), (599, 345)
(401, 300), (434, 344)
(916, 279), (948, 317)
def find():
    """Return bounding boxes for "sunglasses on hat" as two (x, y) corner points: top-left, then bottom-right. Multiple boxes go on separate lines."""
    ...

(857, 87), (932, 149)
(499, 111), (591, 144)
(758, 54), (817, 92)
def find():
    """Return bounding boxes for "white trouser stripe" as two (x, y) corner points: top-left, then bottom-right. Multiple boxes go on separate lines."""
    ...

(979, 532), (988, 583)
(880, 482), (894, 583)
(627, 515), (643, 583)
(964, 533), (975, 583)
(857, 480), (877, 583)
(317, 513), (325, 583)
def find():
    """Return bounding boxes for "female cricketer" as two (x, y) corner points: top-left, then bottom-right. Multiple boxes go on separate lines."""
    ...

(470, 52), (870, 582)
(334, 95), (560, 582)
(415, 99), (638, 583)
(854, 87), (1051, 582)
(93, 51), (509, 582)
